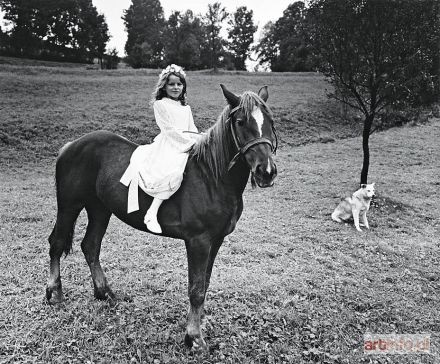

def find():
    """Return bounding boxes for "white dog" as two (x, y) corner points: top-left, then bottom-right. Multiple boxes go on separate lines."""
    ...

(331, 183), (375, 231)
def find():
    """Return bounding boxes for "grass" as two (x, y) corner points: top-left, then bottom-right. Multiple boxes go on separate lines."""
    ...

(0, 59), (439, 363)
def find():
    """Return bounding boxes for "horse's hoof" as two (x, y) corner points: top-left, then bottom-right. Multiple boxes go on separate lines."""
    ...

(184, 334), (208, 353)
(94, 287), (116, 302)
(46, 287), (64, 304)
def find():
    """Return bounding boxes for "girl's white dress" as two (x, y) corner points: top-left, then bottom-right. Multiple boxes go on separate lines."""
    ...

(120, 98), (199, 213)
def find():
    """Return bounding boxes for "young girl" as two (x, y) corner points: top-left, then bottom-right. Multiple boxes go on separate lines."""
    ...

(120, 64), (200, 233)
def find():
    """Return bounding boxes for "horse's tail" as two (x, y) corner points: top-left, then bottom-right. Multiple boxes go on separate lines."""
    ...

(50, 140), (80, 256)
(49, 219), (77, 257)
(55, 141), (72, 196)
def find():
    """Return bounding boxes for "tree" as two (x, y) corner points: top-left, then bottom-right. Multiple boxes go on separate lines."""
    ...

(0, 0), (110, 62)
(254, 1), (313, 71)
(179, 11), (205, 70)
(103, 48), (119, 69)
(308, 0), (440, 184)
(36, 0), (74, 50)
(202, 2), (228, 70)
(227, 6), (257, 70)
(254, 21), (278, 70)
(123, 0), (165, 68)
(75, 0), (110, 63)
(0, 0), (42, 56)
(0, 25), (10, 52)
(164, 11), (181, 65)
(164, 10), (205, 70)
(274, 1), (312, 71)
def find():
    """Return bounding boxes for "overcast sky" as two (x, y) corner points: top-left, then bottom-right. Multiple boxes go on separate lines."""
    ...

(92, 0), (294, 55)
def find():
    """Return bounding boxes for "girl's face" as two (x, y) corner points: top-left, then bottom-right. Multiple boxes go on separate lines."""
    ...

(165, 74), (184, 100)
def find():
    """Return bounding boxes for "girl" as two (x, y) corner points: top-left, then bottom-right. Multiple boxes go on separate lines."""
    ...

(120, 64), (200, 234)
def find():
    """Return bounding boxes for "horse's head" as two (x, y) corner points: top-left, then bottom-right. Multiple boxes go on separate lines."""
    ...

(220, 84), (278, 188)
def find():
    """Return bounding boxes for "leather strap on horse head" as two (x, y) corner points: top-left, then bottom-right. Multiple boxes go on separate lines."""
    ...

(227, 106), (278, 171)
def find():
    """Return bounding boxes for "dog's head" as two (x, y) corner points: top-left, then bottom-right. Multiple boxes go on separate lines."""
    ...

(360, 183), (375, 199)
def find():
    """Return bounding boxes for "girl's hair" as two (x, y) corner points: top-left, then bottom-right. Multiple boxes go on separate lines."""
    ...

(151, 66), (187, 106)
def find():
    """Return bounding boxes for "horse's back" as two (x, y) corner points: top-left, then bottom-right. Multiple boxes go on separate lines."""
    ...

(66, 130), (136, 151)
(58, 130), (136, 164)
(55, 131), (137, 205)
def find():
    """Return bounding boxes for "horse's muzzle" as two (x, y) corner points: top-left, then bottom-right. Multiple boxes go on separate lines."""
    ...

(254, 161), (277, 188)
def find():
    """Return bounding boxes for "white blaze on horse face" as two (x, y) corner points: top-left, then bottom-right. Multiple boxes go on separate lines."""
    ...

(252, 106), (264, 137)
(266, 158), (272, 174)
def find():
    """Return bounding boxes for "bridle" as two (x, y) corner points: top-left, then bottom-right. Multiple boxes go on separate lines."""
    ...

(227, 105), (278, 171)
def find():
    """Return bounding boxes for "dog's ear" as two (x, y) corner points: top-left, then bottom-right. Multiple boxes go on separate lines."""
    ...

(371, 182), (375, 187)
(360, 184), (367, 188)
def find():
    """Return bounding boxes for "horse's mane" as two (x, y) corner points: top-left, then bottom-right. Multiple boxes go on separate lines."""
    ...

(190, 91), (272, 182)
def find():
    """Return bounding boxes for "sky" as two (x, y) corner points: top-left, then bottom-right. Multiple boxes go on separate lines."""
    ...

(92, 0), (294, 56)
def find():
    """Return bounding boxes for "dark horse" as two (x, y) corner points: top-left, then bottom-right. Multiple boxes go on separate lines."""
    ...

(46, 84), (277, 351)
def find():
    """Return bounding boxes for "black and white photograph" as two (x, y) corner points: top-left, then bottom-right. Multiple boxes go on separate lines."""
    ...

(0, 0), (439, 362)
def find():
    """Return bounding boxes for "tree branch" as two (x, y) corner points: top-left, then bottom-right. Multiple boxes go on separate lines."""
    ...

(331, 94), (365, 113)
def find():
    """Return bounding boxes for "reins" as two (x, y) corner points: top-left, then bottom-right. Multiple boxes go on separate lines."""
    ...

(227, 106), (278, 171)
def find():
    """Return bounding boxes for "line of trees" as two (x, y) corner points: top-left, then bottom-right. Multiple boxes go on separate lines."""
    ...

(122, 0), (257, 71)
(0, 0), (112, 65)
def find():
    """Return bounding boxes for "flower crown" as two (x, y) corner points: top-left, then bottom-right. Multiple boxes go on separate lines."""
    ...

(160, 64), (186, 78)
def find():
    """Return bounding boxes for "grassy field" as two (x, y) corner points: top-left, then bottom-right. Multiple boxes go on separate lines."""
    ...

(0, 60), (439, 363)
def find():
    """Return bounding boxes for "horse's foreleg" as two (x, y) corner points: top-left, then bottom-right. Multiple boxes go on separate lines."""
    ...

(81, 203), (114, 301)
(201, 239), (223, 324)
(205, 240), (223, 295)
(46, 207), (82, 304)
(184, 238), (211, 352)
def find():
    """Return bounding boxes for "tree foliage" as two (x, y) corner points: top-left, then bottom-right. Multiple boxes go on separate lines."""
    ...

(0, 0), (43, 56)
(202, 2), (228, 70)
(102, 48), (119, 69)
(122, 0), (165, 68)
(308, 0), (440, 184)
(227, 6), (257, 70)
(0, 0), (109, 62)
(255, 1), (313, 72)
(0, 26), (6, 50)
(254, 22), (278, 71)
(164, 10), (205, 70)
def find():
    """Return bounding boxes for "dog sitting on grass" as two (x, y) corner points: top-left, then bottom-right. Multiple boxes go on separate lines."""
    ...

(331, 183), (375, 232)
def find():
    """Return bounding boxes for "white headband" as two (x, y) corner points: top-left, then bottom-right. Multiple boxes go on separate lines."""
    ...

(160, 64), (186, 78)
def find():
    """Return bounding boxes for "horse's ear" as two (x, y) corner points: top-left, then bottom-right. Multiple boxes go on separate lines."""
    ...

(258, 85), (269, 102)
(220, 84), (239, 108)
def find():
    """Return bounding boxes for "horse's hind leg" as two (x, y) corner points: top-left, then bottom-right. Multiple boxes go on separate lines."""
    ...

(184, 237), (211, 352)
(46, 205), (83, 303)
(81, 201), (114, 300)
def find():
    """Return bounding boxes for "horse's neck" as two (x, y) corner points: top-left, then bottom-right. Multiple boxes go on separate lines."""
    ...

(189, 155), (249, 200)
(223, 159), (250, 196)
(189, 129), (250, 199)
(216, 134), (250, 197)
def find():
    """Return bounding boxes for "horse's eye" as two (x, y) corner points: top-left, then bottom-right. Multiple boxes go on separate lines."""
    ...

(236, 118), (244, 125)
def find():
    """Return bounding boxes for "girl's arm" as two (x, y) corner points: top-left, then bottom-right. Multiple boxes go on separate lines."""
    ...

(153, 101), (195, 152)
(188, 106), (198, 133)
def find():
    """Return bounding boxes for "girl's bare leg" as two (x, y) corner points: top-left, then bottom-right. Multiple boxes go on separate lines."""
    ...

(144, 197), (164, 233)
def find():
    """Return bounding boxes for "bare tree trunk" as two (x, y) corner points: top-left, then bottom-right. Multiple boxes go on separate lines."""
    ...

(360, 115), (374, 185)
(212, 48), (217, 72)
